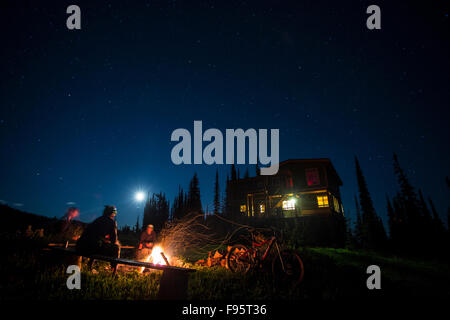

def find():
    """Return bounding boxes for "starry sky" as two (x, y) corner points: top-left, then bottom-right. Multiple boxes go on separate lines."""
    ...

(1, 0), (449, 228)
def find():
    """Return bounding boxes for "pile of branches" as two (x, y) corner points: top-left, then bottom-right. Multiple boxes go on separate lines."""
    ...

(158, 213), (231, 258)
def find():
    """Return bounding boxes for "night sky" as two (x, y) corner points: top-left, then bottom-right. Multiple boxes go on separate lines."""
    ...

(1, 1), (449, 228)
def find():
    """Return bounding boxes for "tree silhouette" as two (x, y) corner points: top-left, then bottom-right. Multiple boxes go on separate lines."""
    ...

(134, 214), (140, 233)
(171, 186), (185, 220)
(187, 173), (202, 214)
(143, 192), (170, 232)
(231, 164), (237, 181)
(392, 154), (428, 253)
(224, 174), (231, 217)
(354, 194), (363, 246)
(355, 156), (387, 249)
(214, 169), (220, 215)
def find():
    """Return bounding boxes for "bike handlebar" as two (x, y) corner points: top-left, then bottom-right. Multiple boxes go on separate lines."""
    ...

(247, 226), (282, 238)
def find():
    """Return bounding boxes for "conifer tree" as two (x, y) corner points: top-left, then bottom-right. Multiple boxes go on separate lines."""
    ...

(134, 214), (140, 233)
(187, 173), (202, 214)
(214, 169), (220, 215)
(354, 195), (363, 246)
(355, 156), (387, 249)
(143, 192), (169, 232)
(393, 154), (422, 223)
(172, 186), (185, 220)
(224, 174), (231, 217)
(392, 154), (424, 251)
(428, 197), (446, 248)
(386, 195), (398, 246)
(231, 164), (237, 181)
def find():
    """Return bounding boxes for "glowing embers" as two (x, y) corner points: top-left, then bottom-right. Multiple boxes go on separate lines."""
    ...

(139, 245), (170, 273)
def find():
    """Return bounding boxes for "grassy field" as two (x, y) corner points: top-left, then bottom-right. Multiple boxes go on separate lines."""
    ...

(1, 237), (449, 300)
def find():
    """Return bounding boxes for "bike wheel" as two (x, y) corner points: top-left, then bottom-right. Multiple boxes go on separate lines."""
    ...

(272, 249), (304, 289)
(226, 244), (253, 274)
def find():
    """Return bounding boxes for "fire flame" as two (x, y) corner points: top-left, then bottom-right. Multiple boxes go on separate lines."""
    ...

(140, 245), (169, 273)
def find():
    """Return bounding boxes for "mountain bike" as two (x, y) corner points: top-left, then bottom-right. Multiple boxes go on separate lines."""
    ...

(226, 227), (304, 289)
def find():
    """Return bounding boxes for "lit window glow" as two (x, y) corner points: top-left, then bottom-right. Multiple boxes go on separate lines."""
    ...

(317, 195), (329, 208)
(282, 198), (296, 210)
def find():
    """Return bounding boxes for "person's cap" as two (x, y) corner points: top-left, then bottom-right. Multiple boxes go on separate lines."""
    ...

(147, 224), (154, 229)
(103, 205), (117, 216)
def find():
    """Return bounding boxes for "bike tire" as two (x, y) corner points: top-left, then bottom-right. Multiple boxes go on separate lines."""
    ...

(272, 249), (304, 289)
(226, 244), (253, 274)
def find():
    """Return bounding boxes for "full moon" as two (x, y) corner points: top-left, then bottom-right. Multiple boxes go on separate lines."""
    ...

(135, 191), (145, 202)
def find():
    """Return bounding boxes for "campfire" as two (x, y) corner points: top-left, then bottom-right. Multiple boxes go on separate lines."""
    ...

(140, 245), (170, 273)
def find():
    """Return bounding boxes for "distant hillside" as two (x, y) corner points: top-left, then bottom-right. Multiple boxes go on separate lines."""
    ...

(0, 204), (58, 232)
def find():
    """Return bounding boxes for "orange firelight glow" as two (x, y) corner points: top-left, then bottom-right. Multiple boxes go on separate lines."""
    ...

(140, 245), (170, 273)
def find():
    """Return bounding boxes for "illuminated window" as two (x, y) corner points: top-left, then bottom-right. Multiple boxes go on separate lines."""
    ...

(317, 195), (329, 208)
(240, 205), (246, 213)
(260, 204), (265, 213)
(282, 199), (296, 210)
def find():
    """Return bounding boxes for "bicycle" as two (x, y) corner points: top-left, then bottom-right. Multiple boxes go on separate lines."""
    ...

(226, 227), (304, 289)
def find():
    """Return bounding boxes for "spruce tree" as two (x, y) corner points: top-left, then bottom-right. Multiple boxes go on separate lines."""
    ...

(135, 214), (140, 233)
(418, 189), (433, 225)
(386, 195), (397, 247)
(231, 164), (237, 181)
(355, 156), (387, 250)
(354, 194), (363, 246)
(428, 197), (446, 250)
(187, 173), (203, 214)
(224, 174), (231, 217)
(392, 153), (424, 252)
(172, 186), (185, 220)
(143, 192), (170, 232)
(214, 169), (220, 215)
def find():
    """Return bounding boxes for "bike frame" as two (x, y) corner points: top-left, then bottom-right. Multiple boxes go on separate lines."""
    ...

(251, 235), (286, 271)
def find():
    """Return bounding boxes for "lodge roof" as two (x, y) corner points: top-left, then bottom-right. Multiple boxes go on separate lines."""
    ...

(279, 158), (343, 186)
(229, 158), (343, 186)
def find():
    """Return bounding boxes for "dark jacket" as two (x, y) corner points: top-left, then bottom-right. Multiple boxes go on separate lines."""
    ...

(77, 215), (118, 253)
(139, 230), (156, 248)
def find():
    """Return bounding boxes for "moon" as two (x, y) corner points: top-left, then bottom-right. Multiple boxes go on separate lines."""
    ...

(135, 191), (145, 202)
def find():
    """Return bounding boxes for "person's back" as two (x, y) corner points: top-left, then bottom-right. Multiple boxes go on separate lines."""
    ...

(76, 205), (119, 258)
(79, 215), (116, 245)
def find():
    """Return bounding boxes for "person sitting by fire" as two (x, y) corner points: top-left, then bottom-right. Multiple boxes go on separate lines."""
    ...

(46, 207), (84, 244)
(136, 224), (156, 260)
(76, 205), (121, 272)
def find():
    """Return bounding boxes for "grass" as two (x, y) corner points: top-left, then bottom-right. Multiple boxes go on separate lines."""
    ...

(306, 247), (450, 297)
